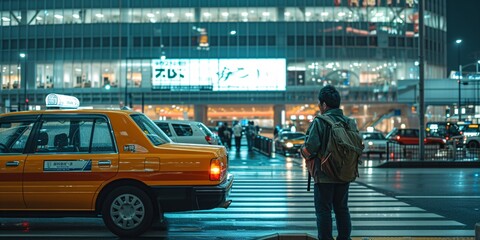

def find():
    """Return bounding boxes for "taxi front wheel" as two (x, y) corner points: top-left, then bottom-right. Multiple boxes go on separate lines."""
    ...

(102, 186), (154, 237)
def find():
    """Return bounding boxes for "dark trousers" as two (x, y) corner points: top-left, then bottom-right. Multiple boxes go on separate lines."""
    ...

(234, 136), (242, 150)
(225, 137), (232, 149)
(313, 182), (351, 240)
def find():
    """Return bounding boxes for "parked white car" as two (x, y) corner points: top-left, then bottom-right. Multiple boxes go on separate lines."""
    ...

(463, 135), (480, 148)
(154, 120), (221, 145)
(360, 131), (387, 158)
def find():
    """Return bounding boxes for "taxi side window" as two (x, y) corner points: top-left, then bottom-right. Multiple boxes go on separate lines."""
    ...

(0, 121), (35, 154)
(35, 117), (115, 153)
(38, 119), (83, 153)
(156, 122), (172, 137)
(90, 119), (115, 153)
(172, 124), (193, 137)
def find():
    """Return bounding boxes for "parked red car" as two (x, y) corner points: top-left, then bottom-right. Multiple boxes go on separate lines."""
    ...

(386, 128), (446, 147)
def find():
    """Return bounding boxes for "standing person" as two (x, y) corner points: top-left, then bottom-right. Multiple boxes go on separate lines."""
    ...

(223, 122), (233, 150)
(246, 121), (256, 152)
(217, 123), (226, 146)
(232, 121), (243, 151)
(273, 125), (282, 138)
(301, 85), (354, 240)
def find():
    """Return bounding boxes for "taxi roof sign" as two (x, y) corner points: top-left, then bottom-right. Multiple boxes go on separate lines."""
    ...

(45, 93), (80, 109)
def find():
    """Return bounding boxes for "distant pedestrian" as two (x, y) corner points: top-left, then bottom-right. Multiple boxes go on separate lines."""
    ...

(223, 122), (233, 150)
(274, 125), (281, 138)
(232, 122), (243, 151)
(246, 121), (257, 151)
(218, 123), (226, 146)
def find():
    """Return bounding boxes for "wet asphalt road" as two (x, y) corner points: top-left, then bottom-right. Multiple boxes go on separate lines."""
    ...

(0, 144), (478, 239)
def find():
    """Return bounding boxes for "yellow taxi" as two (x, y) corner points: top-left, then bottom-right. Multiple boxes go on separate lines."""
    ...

(274, 131), (306, 156)
(0, 94), (233, 237)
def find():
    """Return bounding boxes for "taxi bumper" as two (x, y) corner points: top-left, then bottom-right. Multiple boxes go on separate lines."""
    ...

(152, 173), (234, 212)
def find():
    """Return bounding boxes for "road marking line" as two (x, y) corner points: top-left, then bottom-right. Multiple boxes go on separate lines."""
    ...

(396, 196), (480, 198)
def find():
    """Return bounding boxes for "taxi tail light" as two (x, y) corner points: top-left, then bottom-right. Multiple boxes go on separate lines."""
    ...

(205, 135), (213, 144)
(210, 159), (224, 181)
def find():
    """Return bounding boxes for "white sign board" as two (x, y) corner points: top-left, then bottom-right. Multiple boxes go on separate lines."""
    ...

(151, 59), (286, 91)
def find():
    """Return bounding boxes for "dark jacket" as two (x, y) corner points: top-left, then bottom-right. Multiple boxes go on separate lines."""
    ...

(302, 108), (356, 183)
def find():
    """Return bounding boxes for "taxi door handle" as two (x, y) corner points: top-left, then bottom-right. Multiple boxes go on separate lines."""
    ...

(6, 161), (19, 167)
(98, 160), (111, 166)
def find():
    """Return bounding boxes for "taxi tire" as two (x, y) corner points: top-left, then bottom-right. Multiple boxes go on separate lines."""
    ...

(102, 186), (154, 237)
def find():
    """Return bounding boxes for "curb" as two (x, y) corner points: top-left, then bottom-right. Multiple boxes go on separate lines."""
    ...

(377, 161), (480, 168)
(257, 233), (316, 240)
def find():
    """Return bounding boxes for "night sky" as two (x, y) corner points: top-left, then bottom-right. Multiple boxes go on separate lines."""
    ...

(446, 0), (480, 75)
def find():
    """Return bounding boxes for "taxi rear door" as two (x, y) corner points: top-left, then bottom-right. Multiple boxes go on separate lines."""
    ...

(0, 116), (37, 210)
(23, 115), (119, 210)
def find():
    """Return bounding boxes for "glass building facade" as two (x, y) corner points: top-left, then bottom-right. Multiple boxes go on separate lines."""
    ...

(0, 0), (447, 130)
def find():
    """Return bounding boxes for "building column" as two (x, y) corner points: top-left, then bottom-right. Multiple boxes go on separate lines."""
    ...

(273, 104), (286, 128)
(194, 104), (208, 123)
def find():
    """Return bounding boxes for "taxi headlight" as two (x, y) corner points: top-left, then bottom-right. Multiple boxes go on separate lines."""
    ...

(285, 142), (294, 148)
(368, 141), (373, 146)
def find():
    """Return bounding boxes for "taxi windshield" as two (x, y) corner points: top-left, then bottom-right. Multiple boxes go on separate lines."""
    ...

(130, 114), (172, 146)
(283, 133), (305, 140)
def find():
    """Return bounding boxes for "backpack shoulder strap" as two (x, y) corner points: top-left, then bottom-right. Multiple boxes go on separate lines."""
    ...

(316, 115), (335, 126)
(314, 115), (332, 157)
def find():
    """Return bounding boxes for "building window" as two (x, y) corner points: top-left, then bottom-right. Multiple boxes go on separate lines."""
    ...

(102, 37), (110, 47)
(334, 36), (344, 46)
(287, 36), (295, 46)
(388, 37), (396, 47)
(93, 37), (101, 47)
(357, 37), (367, 46)
(36, 64), (54, 89)
(55, 38), (63, 48)
(267, 36), (276, 46)
(143, 37), (151, 47)
(64, 38), (72, 48)
(46, 39), (53, 48)
(84, 38), (91, 47)
(10, 40), (17, 49)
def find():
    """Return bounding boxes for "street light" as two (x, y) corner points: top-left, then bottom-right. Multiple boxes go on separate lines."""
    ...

(460, 60), (480, 75)
(455, 39), (462, 121)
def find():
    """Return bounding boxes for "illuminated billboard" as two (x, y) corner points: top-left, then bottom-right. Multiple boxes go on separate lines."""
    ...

(151, 59), (286, 91)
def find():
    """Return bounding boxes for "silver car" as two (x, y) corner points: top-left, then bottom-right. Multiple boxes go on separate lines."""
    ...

(154, 120), (221, 145)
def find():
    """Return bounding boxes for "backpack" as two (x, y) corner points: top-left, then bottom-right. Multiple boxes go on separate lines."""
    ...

(316, 115), (364, 182)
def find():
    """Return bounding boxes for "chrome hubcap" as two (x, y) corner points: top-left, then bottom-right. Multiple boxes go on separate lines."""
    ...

(110, 193), (145, 230)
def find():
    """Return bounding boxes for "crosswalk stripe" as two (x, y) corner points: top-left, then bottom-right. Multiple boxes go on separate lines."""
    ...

(165, 213), (444, 219)
(161, 220), (465, 227)
(160, 169), (469, 237)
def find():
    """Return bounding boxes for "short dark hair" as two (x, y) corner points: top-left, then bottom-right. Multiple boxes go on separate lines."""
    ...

(318, 85), (340, 108)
